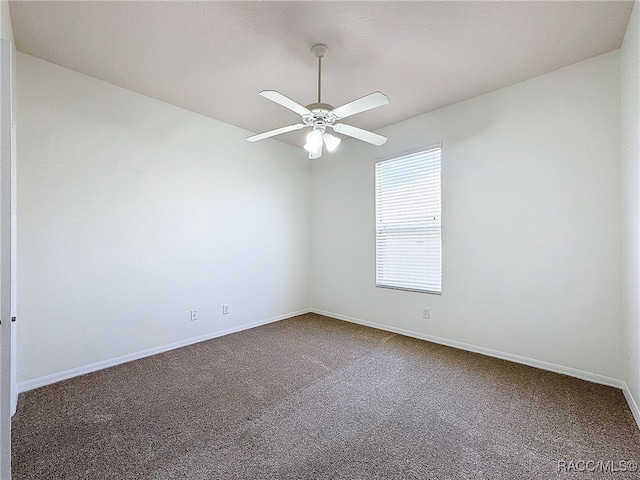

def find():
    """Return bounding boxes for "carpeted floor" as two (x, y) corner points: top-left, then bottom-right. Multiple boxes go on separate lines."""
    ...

(11, 313), (640, 479)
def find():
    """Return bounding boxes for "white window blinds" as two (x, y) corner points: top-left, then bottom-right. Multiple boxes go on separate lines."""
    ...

(375, 145), (442, 294)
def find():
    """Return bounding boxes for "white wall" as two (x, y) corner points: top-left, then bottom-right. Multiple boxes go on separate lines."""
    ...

(17, 53), (310, 384)
(622, 1), (640, 416)
(310, 50), (623, 381)
(0, 0), (12, 41)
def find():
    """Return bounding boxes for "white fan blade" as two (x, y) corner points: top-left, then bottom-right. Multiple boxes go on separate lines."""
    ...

(259, 90), (311, 116)
(332, 123), (387, 146)
(247, 124), (306, 142)
(331, 92), (389, 120)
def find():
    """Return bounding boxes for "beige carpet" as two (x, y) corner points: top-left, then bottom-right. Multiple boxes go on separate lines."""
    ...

(11, 313), (640, 479)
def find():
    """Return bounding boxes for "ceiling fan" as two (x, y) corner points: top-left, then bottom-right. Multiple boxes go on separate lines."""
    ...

(247, 44), (389, 159)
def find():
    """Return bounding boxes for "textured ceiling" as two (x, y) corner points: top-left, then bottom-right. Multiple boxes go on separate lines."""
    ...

(9, 1), (634, 148)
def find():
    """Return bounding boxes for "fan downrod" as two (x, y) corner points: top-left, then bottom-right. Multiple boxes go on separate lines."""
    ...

(311, 44), (328, 103)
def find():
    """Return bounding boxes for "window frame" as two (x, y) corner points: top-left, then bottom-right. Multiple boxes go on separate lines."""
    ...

(374, 144), (442, 295)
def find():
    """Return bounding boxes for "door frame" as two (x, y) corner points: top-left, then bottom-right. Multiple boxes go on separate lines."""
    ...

(0, 36), (14, 480)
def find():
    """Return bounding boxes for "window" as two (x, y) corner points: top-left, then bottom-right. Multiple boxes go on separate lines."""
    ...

(375, 145), (442, 294)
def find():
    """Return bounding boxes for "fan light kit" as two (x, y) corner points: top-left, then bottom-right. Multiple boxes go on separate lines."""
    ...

(247, 44), (389, 159)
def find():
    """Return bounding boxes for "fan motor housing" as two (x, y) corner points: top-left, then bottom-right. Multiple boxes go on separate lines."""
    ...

(305, 102), (334, 112)
(303, 103), (337, 127)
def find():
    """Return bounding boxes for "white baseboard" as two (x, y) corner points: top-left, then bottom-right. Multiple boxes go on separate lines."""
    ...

(312, 308), (640, 431)
(17, 306), (640, 432)
(17, 308), (310, 394)
(11, 385), (17, 416)
(622, 383), (640, 431)
(310, 308), (626, 389)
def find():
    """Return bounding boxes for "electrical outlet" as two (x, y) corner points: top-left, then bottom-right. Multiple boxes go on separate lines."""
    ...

(222, 304), (229, 315)
(422, 308), (430, 319)
(190, 310), (198, 322)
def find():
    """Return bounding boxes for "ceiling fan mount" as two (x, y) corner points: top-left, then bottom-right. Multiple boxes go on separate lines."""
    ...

(311, 43), (328, 59)
(247, 43), (389, 159)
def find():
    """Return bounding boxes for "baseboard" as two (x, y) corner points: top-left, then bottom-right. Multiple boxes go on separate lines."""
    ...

(310, 308), (625, 390)
(11, 384), (17, 416)
(18, 307), (639, 431)
(622, 383), (640, 431)
(17, 308), (310, 394)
